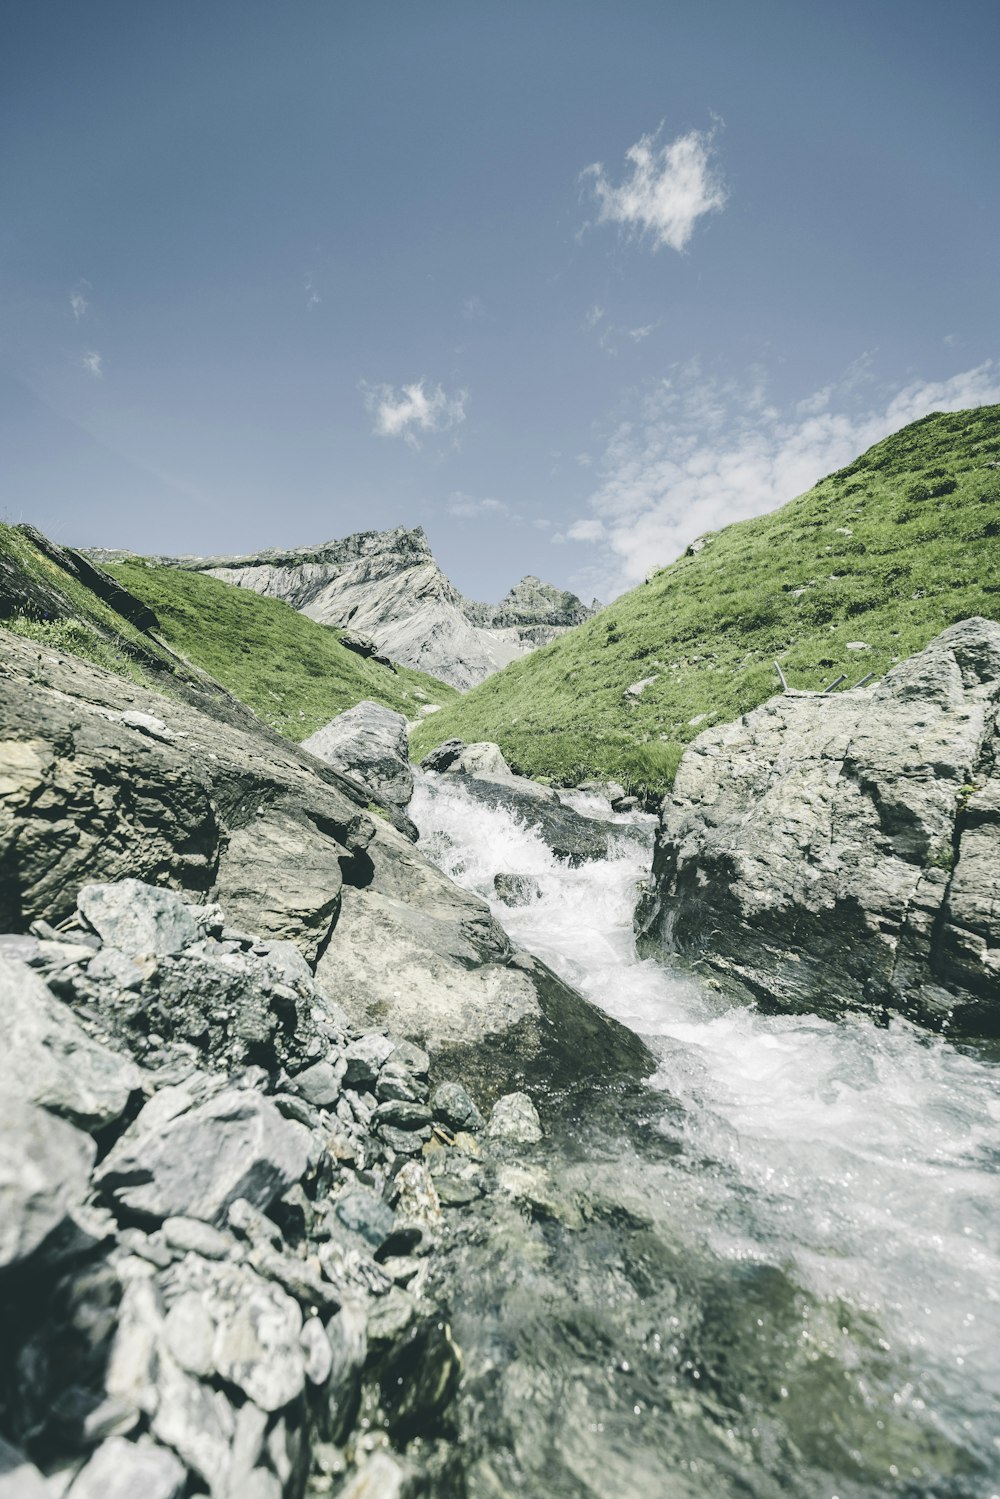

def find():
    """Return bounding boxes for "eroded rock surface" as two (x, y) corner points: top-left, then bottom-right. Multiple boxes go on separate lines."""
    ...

(147, 528), (596, 689)
(303, 701), (413, 808)
(637, 618), (1000, 1033)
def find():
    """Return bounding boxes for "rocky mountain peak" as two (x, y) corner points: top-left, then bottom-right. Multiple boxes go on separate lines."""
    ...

(160, 526), (595, 691)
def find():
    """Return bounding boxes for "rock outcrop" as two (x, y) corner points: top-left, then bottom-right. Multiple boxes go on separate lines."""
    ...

(139, 529), (596, 690)
(636, 618), (1000, 1034)
(0, 879), (547, 1495)
(0, 629), (649, 1094)
(302, 701), (414, 809)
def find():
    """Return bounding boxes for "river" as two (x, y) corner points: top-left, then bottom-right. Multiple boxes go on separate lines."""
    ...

(410, 770), (1000, 1499)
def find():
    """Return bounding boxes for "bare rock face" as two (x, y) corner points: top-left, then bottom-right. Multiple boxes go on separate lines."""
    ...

(156, 529), (595, 690)
(303, 701), (413, 808)
(637, 618), (1000, 1035)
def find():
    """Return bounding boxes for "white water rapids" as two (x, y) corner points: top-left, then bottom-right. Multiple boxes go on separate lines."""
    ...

(411, 771), (1000, 1491)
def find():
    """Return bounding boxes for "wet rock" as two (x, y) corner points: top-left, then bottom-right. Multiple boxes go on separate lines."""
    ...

(0, 956), (142, 1129)
(97, 1087), (310, 1225)
(65, 1435), (186, 1499)
(0, 1098), (95, 1269)
(611, 795), (639, 813)
(420, 739), (466, 773)
(488, 1092), (542, 1144)
(337, 1449), (416, 1499)
(430, 1081), (484, 1133)
(455, 774), (643, 864)
(324, 1303), (367, 1443)
(77, 880), (205, 958)
(303, 701), (414, 809)
(378, 1319), (462, 1439)
(366, 1286), (418, 1350)
(493, 872), (541, 908)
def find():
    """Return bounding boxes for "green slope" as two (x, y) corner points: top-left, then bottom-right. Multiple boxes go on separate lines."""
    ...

(102, 559), (459, 738)
(412, 405), (1000, 794)
(0, 524), (458, 739)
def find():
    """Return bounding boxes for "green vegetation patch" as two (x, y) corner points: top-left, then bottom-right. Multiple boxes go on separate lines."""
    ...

(104, 560), (459, 740)
(412, 405), (1000, 795)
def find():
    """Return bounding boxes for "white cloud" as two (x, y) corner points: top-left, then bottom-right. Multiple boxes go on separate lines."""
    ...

(81, 351), (103, 377)
(565, 360), (1000, 598)
(583, 126), (726, 253)
(304, 273), (321, 308)
(363, 379), (467, 448)
(70, 286), (90, 320)
(449, 494), (509, 519)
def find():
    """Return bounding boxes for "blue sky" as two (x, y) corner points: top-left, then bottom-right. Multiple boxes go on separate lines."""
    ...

(3, 0), (998, 601)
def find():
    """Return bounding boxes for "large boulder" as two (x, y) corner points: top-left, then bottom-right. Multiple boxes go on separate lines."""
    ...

(637, 619), (1000, 1034)
(453, 775), (647, 865)
(0, 1098), (95, 1270)
(303, 700), (413, 808)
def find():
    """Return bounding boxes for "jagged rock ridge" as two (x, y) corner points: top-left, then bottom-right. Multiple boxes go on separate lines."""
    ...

(148, 528), (596, 691)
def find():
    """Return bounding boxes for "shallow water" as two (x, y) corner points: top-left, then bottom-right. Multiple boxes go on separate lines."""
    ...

(410, 771), (1000, 1498)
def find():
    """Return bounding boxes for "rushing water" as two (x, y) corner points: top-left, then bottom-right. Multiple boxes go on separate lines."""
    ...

(410, 771), (1000, 1499)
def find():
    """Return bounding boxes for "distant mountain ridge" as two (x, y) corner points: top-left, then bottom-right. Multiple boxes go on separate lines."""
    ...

(120, 526), (597, 690)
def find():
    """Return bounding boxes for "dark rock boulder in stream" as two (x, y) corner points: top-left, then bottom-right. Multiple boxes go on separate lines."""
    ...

(637, 617), (1000, 1034)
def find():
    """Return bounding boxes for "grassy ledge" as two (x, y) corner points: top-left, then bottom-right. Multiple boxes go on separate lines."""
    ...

(411, 405), (1000, 794)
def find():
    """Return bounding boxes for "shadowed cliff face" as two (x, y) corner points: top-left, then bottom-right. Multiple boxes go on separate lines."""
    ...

(122, 528), (596, 690)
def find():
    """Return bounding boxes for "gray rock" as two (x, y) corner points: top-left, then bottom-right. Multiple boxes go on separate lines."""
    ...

(488, 1092), (543, 1144)
(392, 1160), (443, 1242)
(198, 1262), (305, 1412)
(65, 1436), (186, 1499)
(493, 872), (542, 907)
(611, 795), (640, 813)
(0, 955), (141, 1129)
(97, 1087), (310, 1225)
(638, 618), (1000, 1033)
(343, 1034), (395, 1085)
(419, 739), (466, 773)
(455, 774), (645, 863)
(78, 880), (202, 957)
(373, 1099), (432, 1130)
(378, 1124), (429, 1155)
(0, 1098), (95, 1269)
(430, 1081), (484, 1133)
(300, 1314), (333, 1386)
(288, 1058), (342, 1108)
(334, 1188), (395, 1250)
(303, 700), (414, 808)
(448, 741), (513, 778)
(150, 1349), (235, 1495)
(180, 528), (594, 690)
(387, 1039), (430, 1077)
(0, 1437), (49, 1499)
(161, 1216), (234, 1260)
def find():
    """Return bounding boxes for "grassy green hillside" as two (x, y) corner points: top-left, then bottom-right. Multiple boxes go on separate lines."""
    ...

(103, 559), (459, 738)
(0, 524), (457, 740)
(412, 404), (1000, 794)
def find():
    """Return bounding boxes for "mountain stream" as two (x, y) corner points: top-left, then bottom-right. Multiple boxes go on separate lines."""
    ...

(410, 771), (1000, 1499)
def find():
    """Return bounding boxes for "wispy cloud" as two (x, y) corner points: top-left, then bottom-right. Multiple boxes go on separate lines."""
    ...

(449, 493), (510, 519)
(70, 280), (91, 320)
(363, 379), (467, 448)
(462, 296), (489, 321)
(582, 125), (726, 254)
(564, 360), (1000, 598)
(304, 273), (321, 308)
(81, 351), (103, 377)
